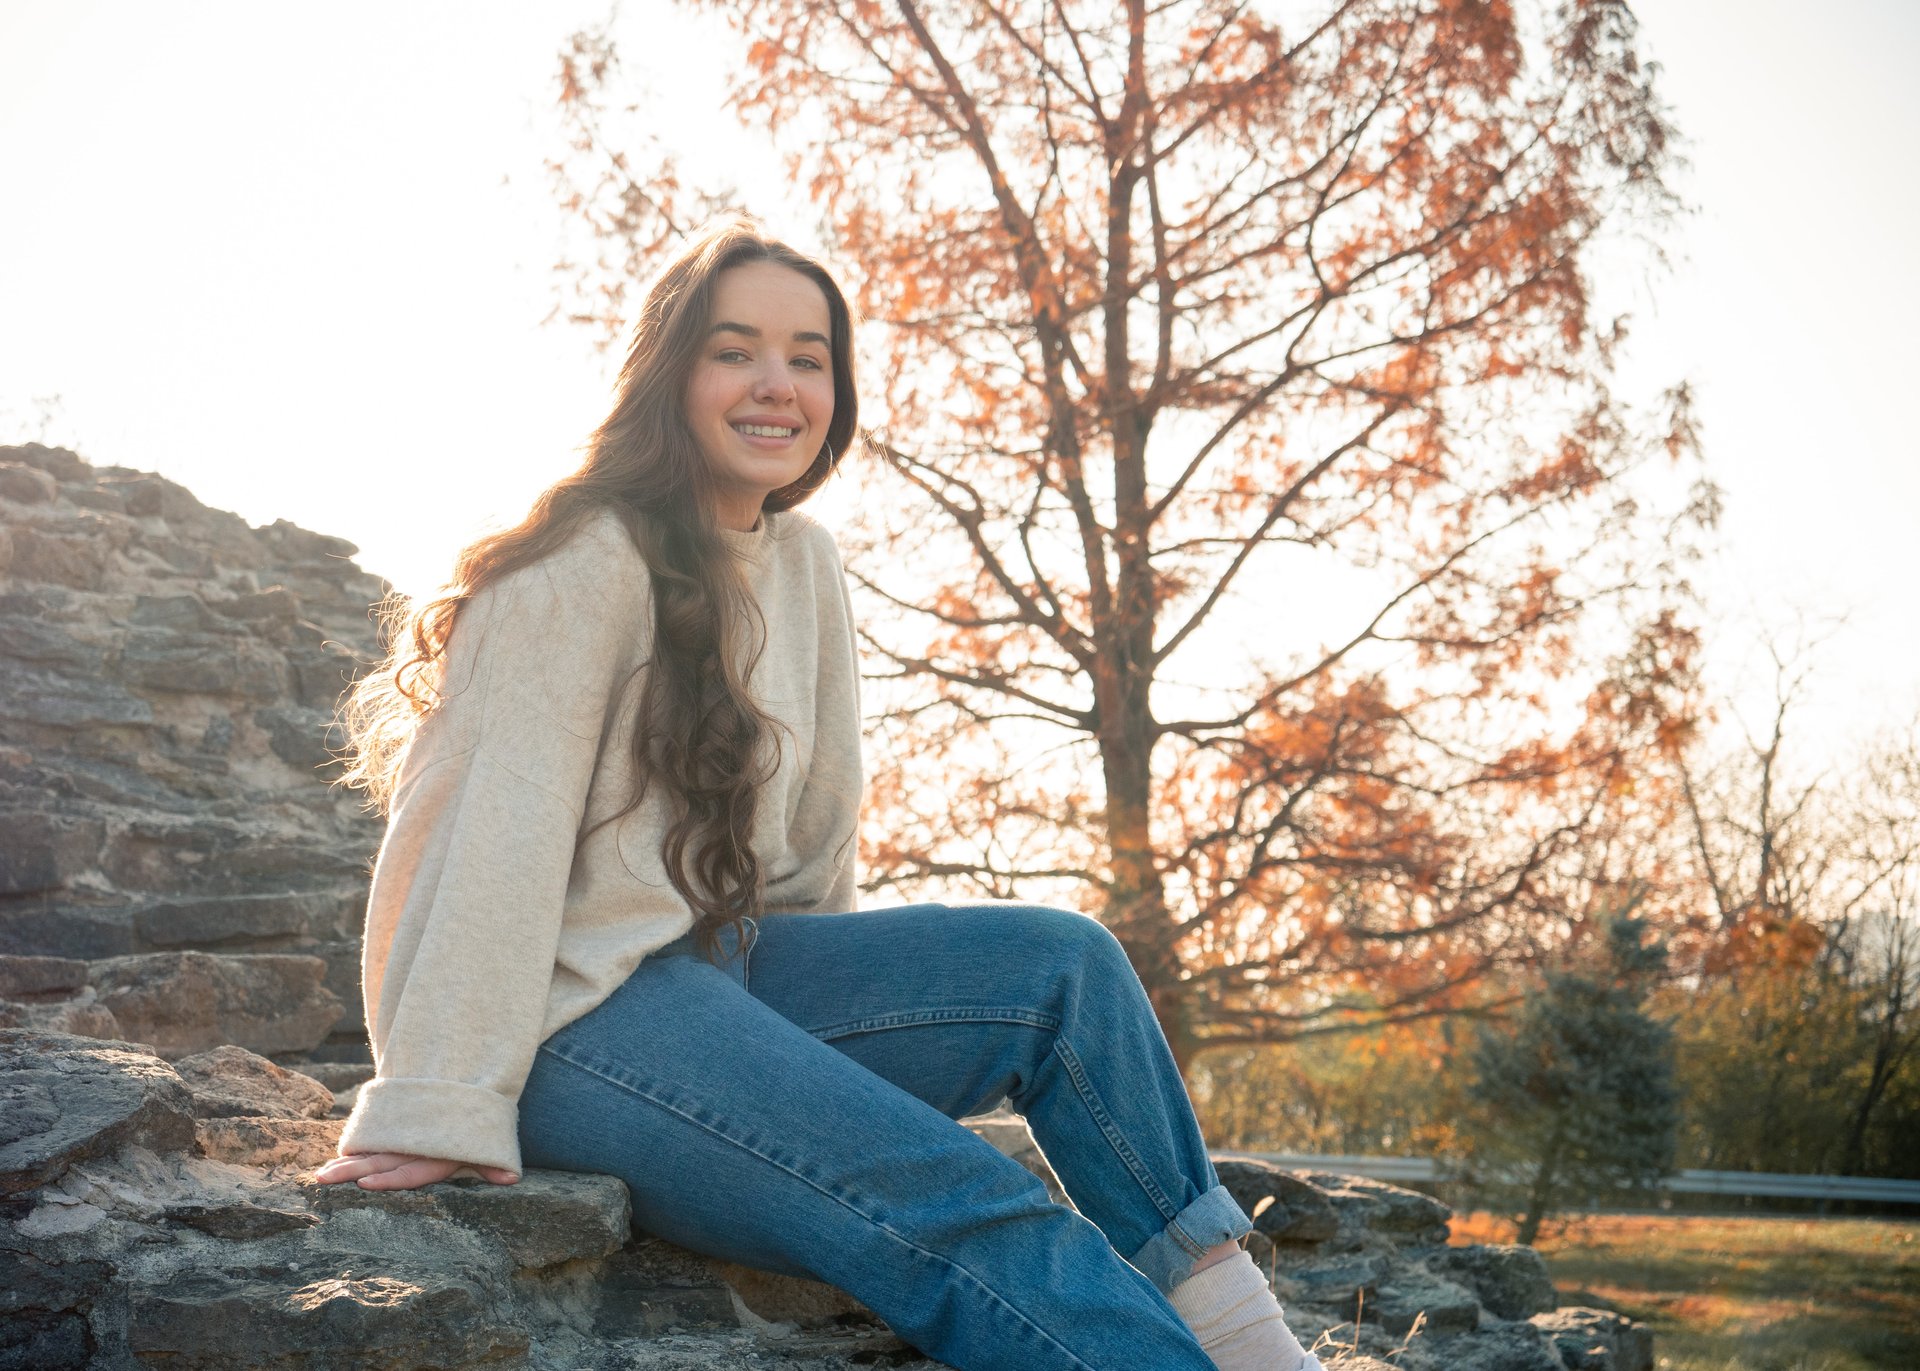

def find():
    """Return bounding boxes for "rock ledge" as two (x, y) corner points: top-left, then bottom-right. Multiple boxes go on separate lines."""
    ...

(3, 1031), (1651, 1371)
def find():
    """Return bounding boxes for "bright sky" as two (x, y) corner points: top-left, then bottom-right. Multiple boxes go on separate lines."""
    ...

(2, 0), (1916, 767)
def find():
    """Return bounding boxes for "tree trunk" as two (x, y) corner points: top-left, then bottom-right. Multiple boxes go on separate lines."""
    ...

(1516, 1121), (1566, 1246)
(1102, 699), (1184, 1069)
(1840, 996), (1908, 1175)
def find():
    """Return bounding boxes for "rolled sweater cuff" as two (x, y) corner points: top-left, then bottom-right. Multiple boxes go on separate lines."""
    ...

(336, 1076), (522, 1175)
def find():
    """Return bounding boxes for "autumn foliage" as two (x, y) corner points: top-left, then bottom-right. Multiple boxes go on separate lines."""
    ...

(548, 0), (1717, 1067)
(1194, 687), (1920, 1183)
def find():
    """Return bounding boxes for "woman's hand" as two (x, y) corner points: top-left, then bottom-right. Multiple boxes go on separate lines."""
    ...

(311, 1152), (519, 1190)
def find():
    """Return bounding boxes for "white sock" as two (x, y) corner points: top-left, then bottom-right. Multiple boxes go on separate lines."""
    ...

(1166, 1250), (1324, 1371)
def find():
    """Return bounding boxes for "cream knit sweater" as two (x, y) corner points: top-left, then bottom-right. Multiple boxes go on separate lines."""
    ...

(338, 507), (862, 1173)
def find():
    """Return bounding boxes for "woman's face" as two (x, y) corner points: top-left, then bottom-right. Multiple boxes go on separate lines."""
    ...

(685, 260), (838, 531)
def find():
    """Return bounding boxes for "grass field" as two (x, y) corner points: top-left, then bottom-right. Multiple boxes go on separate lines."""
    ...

(1448, 1212), (1920, 1371)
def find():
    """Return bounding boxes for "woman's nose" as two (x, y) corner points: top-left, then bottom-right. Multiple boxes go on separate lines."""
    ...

(753, 365), (796, 402)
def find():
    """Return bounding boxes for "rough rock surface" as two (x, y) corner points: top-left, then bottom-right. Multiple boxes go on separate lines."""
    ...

(0, 443), (385, 1065)
(0, 1031), (198, 1197)
(1222, 1155), (1653, 1371)
(3, 1032), (943, 1370)
(87, 950), (344, 1059)
(173, 1044), (336, 1120)
(0, 456), (1656, 1368)
(0, 1034), (1653, 1371)
(1216, 1155), (1341, 1242)
(1532, 1308), (1655, 1371)
(1428, 1242), (1560, 1321)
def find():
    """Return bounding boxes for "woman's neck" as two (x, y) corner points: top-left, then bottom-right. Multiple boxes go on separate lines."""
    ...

(713, 494), (766, 532)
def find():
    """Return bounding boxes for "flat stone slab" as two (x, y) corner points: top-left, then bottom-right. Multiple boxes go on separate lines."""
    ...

(0, 954), (89, 999)
(1214, 1156), (1341, 1242)
(1427, 1242), (1558, 1320)
(1533, 1308), (1655, 1371)
(308, 1170), (632, 1270)
(0, 991), (121, 1039)
(126, 1263), (530, 1371)
(1420, 1324), (1567, 1371)
(1368, 1270), (1482, 1336)
(197, 1115), (344, 1169)
(88, 951), (343, 1058)
(1299, 1170), (1453, 1239)
(0, 1029), (197, 1196)
(538, 1326), (946, 1369)
(174, 1044), (335, 1120)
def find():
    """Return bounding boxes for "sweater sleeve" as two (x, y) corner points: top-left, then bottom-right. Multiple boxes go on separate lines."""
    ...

(824, 530), (861, 914)
(339, 514), (647, 1173)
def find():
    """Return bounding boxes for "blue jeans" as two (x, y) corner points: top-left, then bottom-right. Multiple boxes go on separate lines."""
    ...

(516, 903), (1251, 1370)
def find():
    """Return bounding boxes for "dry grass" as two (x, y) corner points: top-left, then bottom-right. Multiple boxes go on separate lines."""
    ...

(1450, 1211), (1920, 1371)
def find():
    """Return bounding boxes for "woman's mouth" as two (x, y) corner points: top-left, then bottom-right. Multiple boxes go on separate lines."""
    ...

(732, 422), (799, 441)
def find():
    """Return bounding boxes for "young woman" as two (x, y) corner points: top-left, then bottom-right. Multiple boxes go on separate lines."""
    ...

(315, 221), (1323, 1371)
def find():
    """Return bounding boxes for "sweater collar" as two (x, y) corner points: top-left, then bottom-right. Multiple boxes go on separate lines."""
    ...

(719, 513), (771, 562)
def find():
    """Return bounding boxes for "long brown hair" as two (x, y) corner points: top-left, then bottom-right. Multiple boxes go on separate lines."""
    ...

(339, 220), (859, 960)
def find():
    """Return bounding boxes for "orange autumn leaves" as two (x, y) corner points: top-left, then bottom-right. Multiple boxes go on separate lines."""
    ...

(549, 0), (1708, 1067)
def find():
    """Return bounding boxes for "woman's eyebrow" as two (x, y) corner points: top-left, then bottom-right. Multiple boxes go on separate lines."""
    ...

(708, 320), (831, 346)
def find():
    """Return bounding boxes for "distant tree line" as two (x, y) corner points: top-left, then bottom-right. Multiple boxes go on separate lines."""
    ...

(1192, 675), (1920, 1237)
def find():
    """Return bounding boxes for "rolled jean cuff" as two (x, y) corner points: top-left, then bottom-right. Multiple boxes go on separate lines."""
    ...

(1128, 1183), (1254, 1295)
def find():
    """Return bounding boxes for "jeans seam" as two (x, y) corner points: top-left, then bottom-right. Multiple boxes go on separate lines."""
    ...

(804, 1007), (1062, 1040)
(534, 1041), (1104, 1371)
(1164, 1203), (1225, 1264)
(1051, 1036), (1183, 1230)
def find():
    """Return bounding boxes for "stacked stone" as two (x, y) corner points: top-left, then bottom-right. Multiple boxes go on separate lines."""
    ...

(0, 443), (386, 1093)
(2, 1031), (943, 1370)
(3, 1032), (1652, 1370)
(1214, 1159), (1652, 1371)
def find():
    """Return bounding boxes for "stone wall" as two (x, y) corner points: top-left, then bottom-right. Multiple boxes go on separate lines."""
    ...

(4, 1032), (1653, 1371)
(0, 443), (385, 1098)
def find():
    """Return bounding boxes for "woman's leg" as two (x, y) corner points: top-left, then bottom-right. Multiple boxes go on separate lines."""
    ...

(746, 904), (1323, 1371)
(516, 927), (1216, 1371)
(743, 903), (1253, 1296)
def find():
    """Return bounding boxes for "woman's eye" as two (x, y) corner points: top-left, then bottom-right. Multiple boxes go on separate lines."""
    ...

(794, 356), (825, 371)
(716, 348), (749, 363)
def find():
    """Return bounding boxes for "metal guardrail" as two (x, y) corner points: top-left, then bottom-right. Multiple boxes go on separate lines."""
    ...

(1661, 1170), (1920, 1204)
(1216, 1151), (1920, 1205)
(1219, 1152), (1442, 1184)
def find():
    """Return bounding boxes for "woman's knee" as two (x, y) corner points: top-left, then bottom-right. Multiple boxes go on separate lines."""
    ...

(959, 904), (1139, 994)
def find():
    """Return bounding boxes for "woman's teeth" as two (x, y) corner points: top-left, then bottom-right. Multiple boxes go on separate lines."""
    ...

(735, 424), (797, 438)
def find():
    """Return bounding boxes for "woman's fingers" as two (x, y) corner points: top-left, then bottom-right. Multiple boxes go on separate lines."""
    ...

(311, 1152), (406, 1184)
(311, 1153), (520, 1190)
(353, 1155), (461, 1189)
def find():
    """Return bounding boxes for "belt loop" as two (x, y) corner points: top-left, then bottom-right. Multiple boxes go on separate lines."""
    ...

(741, 915), (759, 988)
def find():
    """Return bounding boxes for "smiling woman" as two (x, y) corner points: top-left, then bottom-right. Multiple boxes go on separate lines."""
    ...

(685, 261), (840, 530)
(312, 219), (1322, 1371)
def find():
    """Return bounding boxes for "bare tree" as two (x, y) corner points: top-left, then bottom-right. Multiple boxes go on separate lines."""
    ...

(549, 0), (1711, 1067)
